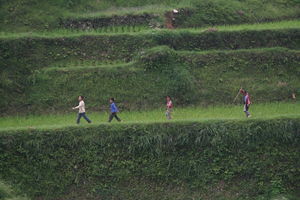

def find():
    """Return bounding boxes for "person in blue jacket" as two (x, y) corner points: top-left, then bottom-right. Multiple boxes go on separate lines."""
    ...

(108, 98), (121, 122)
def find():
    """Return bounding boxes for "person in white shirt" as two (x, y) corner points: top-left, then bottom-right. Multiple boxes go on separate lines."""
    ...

(72, 96), (92, 124)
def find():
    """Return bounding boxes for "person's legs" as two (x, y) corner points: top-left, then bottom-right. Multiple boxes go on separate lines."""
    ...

(114, 113), (121, 122)
(166, 109), (172, 120)
(244, 104), (250, 117)
(77, 113), (82, 124)
(82, 113), (92, 123)
(245, 105), (251, 117)
(108, 113), (114, 122)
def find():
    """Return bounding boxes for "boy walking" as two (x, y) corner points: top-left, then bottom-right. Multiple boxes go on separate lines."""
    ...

(240, 89), (251, 118)
(165, 96), (173, 120)
(108, 98), (121, 122)
(72, 96), (92, 124)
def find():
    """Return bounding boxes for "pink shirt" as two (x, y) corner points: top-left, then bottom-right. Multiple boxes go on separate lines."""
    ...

(167, 100), (173, 109)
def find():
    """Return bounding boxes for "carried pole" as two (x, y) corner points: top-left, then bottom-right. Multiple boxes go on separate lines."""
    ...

(233, 87), (242, 102)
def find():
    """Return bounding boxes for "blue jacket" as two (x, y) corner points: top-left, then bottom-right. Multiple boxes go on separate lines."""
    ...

(110, 103), (119, 113)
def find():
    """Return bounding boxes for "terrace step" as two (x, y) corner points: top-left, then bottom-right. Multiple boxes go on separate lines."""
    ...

(60, 13), (160, 30)
(43, 62), (134, 72)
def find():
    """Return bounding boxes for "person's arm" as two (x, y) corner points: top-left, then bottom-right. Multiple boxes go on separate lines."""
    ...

(111, 104), (117, 113)
(245, 96), (249, 105)
(247, 95), (251, 105)
(73, 101), (83, 110)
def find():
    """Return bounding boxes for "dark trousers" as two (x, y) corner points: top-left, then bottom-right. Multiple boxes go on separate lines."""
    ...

(77, 112), (91, 124)
(243, 104), (251, 117)
(108, 112), (121, 122)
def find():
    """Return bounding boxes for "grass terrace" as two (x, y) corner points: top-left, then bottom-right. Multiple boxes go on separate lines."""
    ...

(0, 102), (299, 131)
(0, 19), (299, 39)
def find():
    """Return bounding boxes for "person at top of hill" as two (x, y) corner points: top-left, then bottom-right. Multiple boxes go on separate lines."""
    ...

(166, 96), (173, 120)
(72, 96), (92, 124)
(108, 98), (121, 123)
(240, 89), (251, 118)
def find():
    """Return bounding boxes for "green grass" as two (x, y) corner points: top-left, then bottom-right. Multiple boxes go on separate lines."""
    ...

(45, 62), (134, 71)
(0, 102), (299, 131)
(0, 181), (28, 200)
(1, 0), (299, 32)
(187, 19), (300, 32)
(67, 4), (174, 18)
(0, 19), (298, 39)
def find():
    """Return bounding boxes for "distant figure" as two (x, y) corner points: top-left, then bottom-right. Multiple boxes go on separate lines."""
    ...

(166, 96), (173, 120)
(240, 89), (251, 118)
(72, 96), (92, 124)
(108, 98), (121, 123)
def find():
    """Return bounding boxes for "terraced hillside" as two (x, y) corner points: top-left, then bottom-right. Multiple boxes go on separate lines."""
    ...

(1, 19), (300, 114)
(0, 0), (300, 200)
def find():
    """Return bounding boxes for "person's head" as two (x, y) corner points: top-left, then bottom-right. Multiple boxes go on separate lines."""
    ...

(166, 96), (171, 101)
(78, 96), (84, 101)
(239, 89), (247, 95)
(110, 98), (115, 103)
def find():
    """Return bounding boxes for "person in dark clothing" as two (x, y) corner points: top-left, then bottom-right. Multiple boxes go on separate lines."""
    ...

(108, 98), (121, 122)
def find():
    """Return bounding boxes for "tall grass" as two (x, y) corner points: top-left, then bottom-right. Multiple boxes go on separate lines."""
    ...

(0, 102), (299, 131)
(188, 19), (300, 32)
(0, 25), (150, 39)
(46, 61), (133, 71)
(0, 19), (298, 39)
(0, 181), (28, 200)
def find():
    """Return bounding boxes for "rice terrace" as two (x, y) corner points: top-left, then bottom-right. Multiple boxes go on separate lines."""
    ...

(0, 0), (299, 200)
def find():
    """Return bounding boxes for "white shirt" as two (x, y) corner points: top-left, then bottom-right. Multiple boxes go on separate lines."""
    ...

(75, 100), (85, 113)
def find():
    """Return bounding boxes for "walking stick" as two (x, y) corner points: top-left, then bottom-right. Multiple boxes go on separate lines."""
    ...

(233, 87), (242, 102)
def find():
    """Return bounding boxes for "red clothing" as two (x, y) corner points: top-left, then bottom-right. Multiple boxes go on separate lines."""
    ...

(243, 94), (251, 105)
(240, 90), (251, 105)
(167, 100), (173, 109)
(245, 94), (251, 105)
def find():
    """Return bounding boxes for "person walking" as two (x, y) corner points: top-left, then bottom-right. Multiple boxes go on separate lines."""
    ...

(240, 89), (251, 118)
(108, 98), (121, 123)
(165, 96), (173, 120)
(72, 96), (92, 124)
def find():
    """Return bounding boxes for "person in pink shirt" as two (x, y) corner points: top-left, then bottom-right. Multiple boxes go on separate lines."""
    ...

(240, 89), (251, 118)
(165, 96), (173, 120)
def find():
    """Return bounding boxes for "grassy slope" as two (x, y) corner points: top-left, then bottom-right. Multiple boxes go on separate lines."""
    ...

(19, 47), (299, 114)
(1, 1), (300, 199)
(0, 19), (299, 39)
(0, 0), (299, 32)
(0, 118), (299, 200)
(0, 181), (28, 200)
(0, 102), (299, 131)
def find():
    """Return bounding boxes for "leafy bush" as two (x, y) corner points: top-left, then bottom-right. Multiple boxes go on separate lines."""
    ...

(0, 118), (299, 199)
(138, 46), (196, 103)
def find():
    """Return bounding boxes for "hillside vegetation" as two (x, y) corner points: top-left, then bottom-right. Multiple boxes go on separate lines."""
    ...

(0, 0), (300, 199)
(1, 23), (299, 114)
(0, 0), (299, 32)
(0, 119), (299, 199)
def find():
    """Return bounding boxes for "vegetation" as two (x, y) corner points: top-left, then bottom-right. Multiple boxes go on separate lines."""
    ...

(0, 0), (299, 32)
(1, 45), (299, 115)
(173, 0), (300, 28)
(0, 118), (299, 200)
(1, 19), (299, 39)
(0, 0), (299, 199)
(0, 181), (28, 200)
(0, 102), (299, 131)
